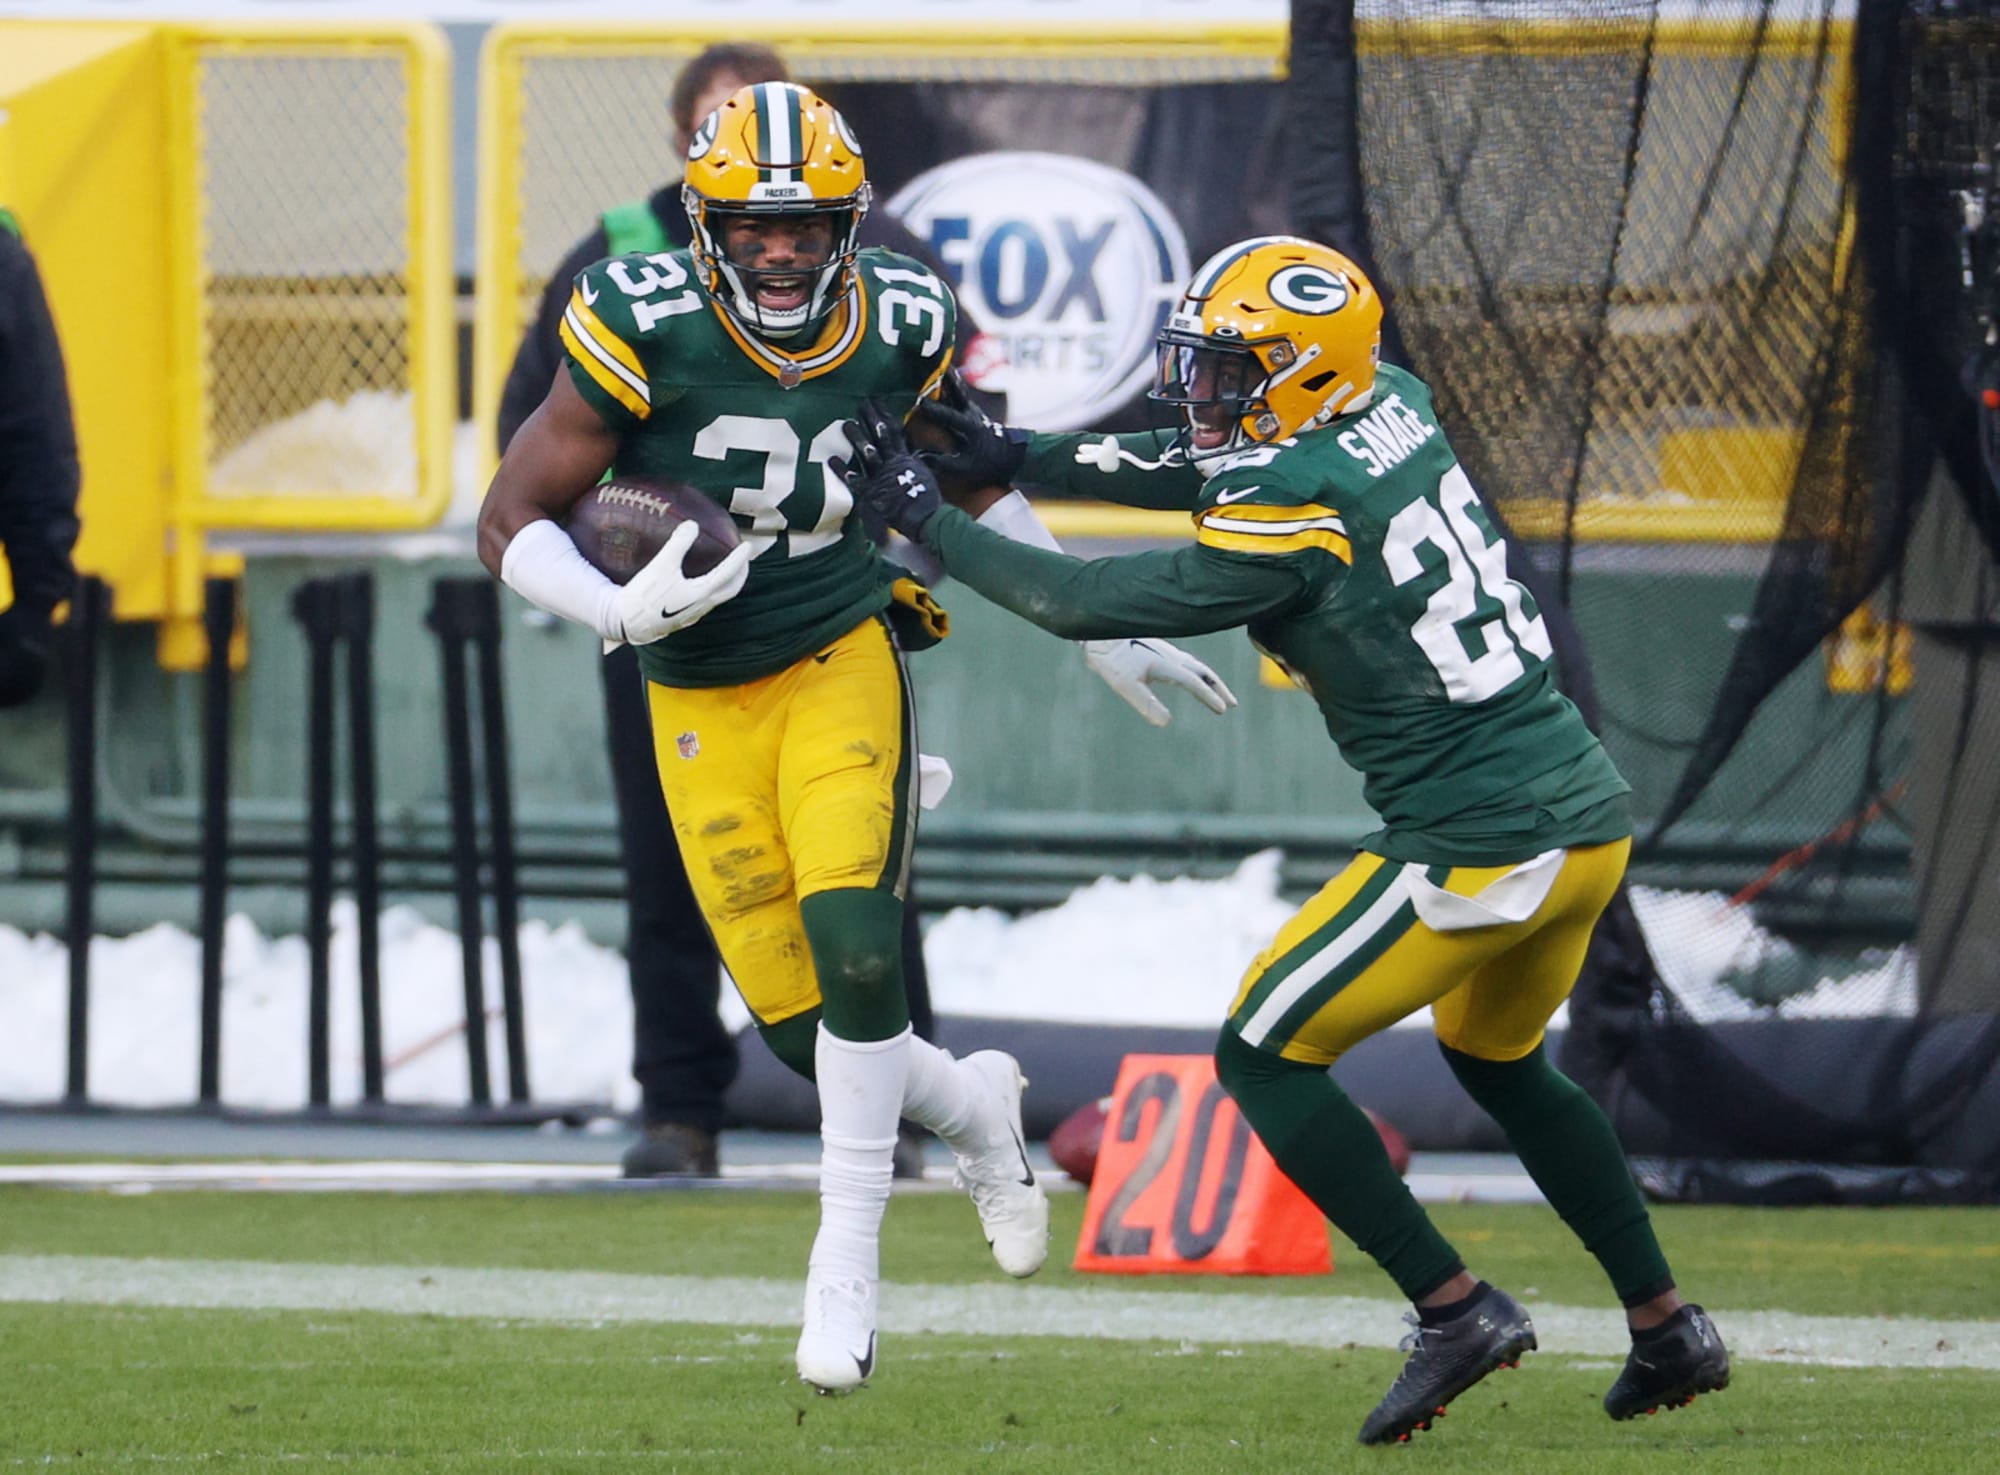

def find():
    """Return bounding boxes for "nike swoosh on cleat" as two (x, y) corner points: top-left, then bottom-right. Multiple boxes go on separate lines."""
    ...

(1007, 1122), (1036, 1188)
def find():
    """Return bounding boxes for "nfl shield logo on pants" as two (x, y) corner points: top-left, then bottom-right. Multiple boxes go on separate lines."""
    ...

(676, 731), (700, 760)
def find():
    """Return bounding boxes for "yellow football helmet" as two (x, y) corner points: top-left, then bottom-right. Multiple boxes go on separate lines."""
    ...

(1152, 236), (1383, 462)
(681, 80), (871, 339)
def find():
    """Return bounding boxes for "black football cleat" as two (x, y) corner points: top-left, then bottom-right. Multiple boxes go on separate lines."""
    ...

(1357, 1285), (1537, 1446)
(620, 1122), (719, 1179)
(1604, 1304), (1730, 1420)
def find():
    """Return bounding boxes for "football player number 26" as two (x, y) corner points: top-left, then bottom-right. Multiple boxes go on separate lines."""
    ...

(1092, 1071), (1251, 1262)
(1383, 465), (1553, 703)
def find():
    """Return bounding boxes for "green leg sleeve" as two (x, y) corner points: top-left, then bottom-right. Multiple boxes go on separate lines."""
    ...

(799, 888), (909, 1043)
(1215, 1027), (1464, 1301)
(1441, 1042), (1674, 1306)
(756, 1007), (822, 1081)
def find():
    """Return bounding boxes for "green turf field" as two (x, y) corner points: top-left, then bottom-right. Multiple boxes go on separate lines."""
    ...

(3, 1186), (1997, 1472)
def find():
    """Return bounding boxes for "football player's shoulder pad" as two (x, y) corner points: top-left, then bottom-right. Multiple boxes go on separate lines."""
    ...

(1197, 440), (1326, 511)
(1194, 445), (1354, 563)
(857, 246), (948, 291)
(571, 250), (706, 349)
(857, 248), (958, 358)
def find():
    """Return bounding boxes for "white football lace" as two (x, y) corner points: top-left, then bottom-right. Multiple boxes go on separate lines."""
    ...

(952, 1148), (1026, 1217)
(810, 1276), (871, 1332)
(1396, 1311), (1427, 1355)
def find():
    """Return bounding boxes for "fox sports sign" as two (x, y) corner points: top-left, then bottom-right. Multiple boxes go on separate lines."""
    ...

(889, 153), (1189, 432)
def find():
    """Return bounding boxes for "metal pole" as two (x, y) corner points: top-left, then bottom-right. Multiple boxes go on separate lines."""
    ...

(295, 580), (337, 1109)
(62, 576), (106, 1104)
(427, 581), (491, 1107)
(197, 576), (236, 1106)
(341, 572), (385, 1103)
(470, 580), (529, 1103)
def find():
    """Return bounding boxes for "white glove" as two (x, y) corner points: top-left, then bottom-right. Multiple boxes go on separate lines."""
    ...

(614, 523), (753, 646)
(1083, 637), (1238, 727)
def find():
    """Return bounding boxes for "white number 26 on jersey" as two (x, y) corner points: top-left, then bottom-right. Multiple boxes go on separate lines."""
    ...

(1383, 465), (1552, 703)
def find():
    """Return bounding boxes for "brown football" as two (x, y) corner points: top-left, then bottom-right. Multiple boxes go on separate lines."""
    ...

(565, 476), (742, 584)
(1048, 1094), (1114, 1186)
(1049, 1096), (1412, 1185)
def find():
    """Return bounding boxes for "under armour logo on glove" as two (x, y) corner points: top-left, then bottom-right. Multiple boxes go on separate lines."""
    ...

(835, 398), (945, 541)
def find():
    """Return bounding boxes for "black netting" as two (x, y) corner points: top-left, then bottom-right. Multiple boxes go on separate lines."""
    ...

(1294, 0), (2000, 1198)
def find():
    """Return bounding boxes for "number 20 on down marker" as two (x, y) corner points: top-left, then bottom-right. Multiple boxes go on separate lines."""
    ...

(1073, 1054), (1333, 1276)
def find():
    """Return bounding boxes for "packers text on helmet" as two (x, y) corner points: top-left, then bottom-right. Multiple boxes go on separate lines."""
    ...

(1151, 236), (1383, 464)
(681, 81), (871, 340)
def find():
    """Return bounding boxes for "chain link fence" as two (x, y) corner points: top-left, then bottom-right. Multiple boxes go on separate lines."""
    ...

(181, 27), (453, 527)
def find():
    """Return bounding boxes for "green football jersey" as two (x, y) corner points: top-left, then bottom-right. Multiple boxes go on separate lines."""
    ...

(937, 363), (1630, 864)
(561, 246), (957, 687)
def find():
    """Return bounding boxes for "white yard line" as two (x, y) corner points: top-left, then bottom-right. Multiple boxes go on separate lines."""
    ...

(0, 1161), (821, 1189)
(0, 1160), (1546, 1203)
(1, 1254), (1993, 1371)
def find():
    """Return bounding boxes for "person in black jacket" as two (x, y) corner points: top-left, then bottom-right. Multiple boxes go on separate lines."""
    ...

(0, 210), (81, 709)
(497, 44), (963, 1179)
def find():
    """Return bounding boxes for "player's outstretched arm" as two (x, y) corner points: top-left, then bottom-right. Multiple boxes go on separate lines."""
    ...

(911, 382), (1199, 512)
(967, 488), (1235, 724)
(844, 407), (1296, 667)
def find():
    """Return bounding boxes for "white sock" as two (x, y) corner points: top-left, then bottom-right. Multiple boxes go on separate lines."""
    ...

(901, 1036), (984, 1148)
(809, 1024), (911, 1283)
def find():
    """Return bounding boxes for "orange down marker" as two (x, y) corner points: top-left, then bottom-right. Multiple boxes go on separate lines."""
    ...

(1072, 1053), (1332, 1276)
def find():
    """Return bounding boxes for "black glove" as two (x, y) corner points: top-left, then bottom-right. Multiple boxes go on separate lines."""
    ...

(834, 398), (944, 541)
(911, 369), (1030, 489)
(0, 605), (54, 708)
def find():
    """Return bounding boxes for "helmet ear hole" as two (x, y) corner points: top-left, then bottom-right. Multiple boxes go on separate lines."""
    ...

(1301, 370), (1337, 392)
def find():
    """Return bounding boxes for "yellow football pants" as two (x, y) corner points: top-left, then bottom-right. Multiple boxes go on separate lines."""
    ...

(1227, 838), (1631, 1065)
(646, 618), (917, 1027)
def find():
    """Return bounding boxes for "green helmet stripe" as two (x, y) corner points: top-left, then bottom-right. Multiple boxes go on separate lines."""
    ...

(1188, 238), (1268, 300)
(749, 82), (803, 184)
(752, 85), (772, 184)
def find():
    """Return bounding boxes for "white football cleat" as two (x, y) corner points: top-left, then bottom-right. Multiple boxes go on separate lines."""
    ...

(796, 1270), (877, 1394)
(952, 1051), (1051, 1278)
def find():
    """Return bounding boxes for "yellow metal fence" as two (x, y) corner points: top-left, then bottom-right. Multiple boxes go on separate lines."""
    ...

(0, 19), (453, 662)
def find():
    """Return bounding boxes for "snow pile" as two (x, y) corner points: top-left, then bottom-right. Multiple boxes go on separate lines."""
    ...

(0, 854), (1298, 1111)
(1628, 885), (1917, 1022)
(0, 854), (1921, 1112)
(0, 905), (636, 1111)
(922, 848), (1296, 1027)
(208, 393), (490, 532)
(212, 391), (421, 496)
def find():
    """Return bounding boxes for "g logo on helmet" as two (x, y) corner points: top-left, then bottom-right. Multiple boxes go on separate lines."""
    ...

(1268, 264), (1351, 315)
(687, 114), (719, 162)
